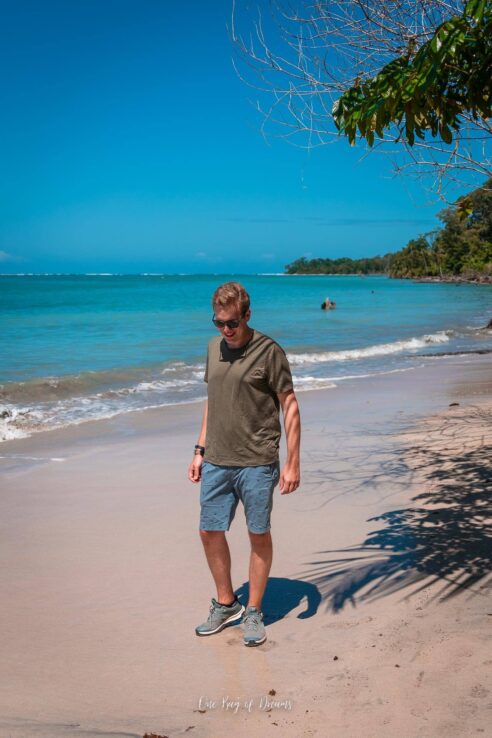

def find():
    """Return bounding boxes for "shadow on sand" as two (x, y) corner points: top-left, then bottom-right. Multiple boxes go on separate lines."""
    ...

(303, 406), (492, 612)
(236, 577), (321, 625)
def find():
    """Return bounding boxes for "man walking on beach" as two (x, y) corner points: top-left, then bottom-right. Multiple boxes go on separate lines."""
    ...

(188, 281), (301, 646)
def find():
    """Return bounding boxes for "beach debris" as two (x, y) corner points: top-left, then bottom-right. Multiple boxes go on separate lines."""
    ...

(185, 728), (195, 733)
(395, 664), (400, 668)
(143, 734), (169, 738)
(269, 688), (276, 695)
(193, 709), (206, 714)
(449, 402), (460, 407)
(333, 655), (339, 660)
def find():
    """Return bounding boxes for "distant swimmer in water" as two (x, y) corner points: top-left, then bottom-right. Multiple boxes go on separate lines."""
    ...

(321, 297), (336, 310)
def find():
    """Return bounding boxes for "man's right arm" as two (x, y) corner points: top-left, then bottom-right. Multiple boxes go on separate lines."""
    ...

(188, 399), (207, 483)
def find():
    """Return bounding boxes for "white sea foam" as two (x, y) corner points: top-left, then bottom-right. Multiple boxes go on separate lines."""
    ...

(0, 424), (30, 441)
(0, 405), (32, 441)
(0, 396), (207, 442)
(135, 378), (198, 392)
(292, 366), (417, 391)
(0, 454), (65, 462)
(160, 362), (186, 373)
(291, 376), (338, 389)
(160, 362), (205, 376)
(287, 331), (452, 366)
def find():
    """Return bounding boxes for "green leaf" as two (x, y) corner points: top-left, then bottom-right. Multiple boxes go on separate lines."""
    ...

(465, 0), (486, 22)
(440, 124), (453, 143)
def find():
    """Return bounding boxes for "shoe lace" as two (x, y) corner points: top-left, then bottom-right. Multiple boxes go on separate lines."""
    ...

(207, 603), (219, 623)
(244, 612), (261, 630)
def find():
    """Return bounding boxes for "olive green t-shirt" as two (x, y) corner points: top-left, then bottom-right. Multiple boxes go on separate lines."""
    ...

(204, 329), (294, 466)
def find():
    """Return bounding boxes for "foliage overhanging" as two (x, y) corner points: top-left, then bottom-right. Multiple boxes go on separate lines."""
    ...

(332, 0), (492, 147)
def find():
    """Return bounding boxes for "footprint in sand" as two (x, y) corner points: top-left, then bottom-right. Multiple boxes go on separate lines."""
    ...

(322, 615), (374, 630)
(470, 685), (489, 699)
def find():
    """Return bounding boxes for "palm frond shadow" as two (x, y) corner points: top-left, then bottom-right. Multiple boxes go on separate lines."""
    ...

(304, 408), (492, 612)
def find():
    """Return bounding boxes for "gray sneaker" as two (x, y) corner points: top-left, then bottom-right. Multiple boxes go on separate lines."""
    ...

(242, 606), (266, 646)
(195, 597), (245, 636)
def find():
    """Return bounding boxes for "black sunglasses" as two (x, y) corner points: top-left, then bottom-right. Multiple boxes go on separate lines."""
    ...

(212, 312), (246, 329)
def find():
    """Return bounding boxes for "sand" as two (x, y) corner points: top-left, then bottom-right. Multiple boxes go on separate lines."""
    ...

(0, 354), (490, 738)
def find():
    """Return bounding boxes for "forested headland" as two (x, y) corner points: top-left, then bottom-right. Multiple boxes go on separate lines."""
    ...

(285, 180), (492, 282)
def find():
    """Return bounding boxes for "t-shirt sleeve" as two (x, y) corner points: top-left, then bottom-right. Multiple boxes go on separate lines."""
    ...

(267, 343), (294, 395)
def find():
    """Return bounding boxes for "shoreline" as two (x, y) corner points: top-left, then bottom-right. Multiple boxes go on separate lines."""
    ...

(0, 352), (490, 463)
(285, 271), (492, 284)
(413, 274), (492, 285)
(1, 345), (491, 449)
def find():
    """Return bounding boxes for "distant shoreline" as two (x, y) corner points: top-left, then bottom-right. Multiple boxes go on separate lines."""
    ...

(281, 272), (386, 277)
(284, 271), (492, 284)
(413, 274), (492, 285)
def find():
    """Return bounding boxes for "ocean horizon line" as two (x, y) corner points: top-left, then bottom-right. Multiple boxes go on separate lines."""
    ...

(0, 271), (391, 278)
(0, 272), (281, 277)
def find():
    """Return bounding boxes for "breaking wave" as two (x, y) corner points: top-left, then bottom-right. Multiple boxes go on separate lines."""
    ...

(287, 331), (452, 366)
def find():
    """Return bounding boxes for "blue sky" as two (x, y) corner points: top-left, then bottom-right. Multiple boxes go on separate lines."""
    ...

(0, 0), (457, 274)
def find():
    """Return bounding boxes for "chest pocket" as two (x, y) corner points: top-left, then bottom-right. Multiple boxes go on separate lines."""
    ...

(248, 365), (269, 389)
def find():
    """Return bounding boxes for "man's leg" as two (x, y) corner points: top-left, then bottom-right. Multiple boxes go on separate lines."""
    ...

(196, 529), (244, 637)
(247, 530), (273, 609)
(199, 530), (235, 605)
(196, 466), (244, 636)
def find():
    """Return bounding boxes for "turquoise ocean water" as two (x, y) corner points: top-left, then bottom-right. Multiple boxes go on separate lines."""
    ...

(1, 274), (491, 441)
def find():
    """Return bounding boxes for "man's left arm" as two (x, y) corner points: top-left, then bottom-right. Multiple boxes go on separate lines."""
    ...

(277, 389), (301, 495)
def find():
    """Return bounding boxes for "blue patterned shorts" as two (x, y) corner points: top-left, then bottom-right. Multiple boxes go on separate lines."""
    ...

(199, 461), (280, 533)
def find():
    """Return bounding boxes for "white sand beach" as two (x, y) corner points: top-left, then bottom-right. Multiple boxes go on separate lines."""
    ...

(0, 354), (490, 738)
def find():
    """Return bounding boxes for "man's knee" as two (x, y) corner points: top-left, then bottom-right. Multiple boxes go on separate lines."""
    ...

(248, 530), (272, 548)
(200, 529), (226, 545)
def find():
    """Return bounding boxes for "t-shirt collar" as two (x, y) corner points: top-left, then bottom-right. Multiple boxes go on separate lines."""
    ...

(220, 328), (255, 360)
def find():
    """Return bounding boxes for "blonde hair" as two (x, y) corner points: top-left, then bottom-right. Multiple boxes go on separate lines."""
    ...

(212, 281), (250, 315)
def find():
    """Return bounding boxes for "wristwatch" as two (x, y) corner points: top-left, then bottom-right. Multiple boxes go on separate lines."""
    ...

(194, 444), (205, 456)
